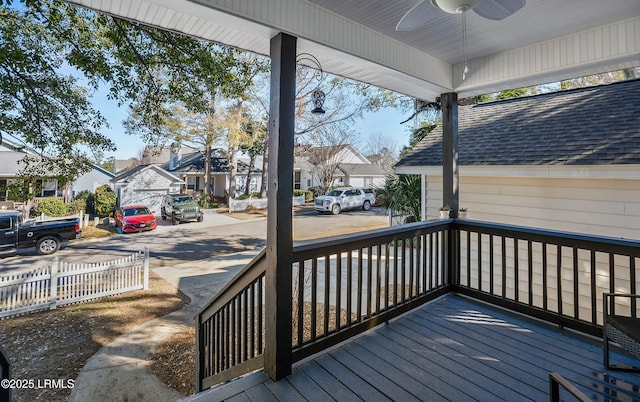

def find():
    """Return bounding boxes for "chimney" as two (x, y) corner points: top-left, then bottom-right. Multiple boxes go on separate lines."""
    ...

(169, 143), (182, 170)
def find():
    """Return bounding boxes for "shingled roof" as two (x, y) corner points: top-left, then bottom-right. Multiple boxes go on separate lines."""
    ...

(396, 79), (640, 167)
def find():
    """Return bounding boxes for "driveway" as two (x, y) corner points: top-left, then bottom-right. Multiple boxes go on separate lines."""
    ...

(0, 208), (389, 273)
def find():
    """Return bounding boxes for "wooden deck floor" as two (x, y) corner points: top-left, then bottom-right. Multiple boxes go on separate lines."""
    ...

(188, 295), (640, 401)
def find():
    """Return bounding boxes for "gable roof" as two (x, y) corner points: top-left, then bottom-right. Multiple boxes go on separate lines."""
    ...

(111, 164), (182, 184)
(396, 79), (640, 168)
(338, 163), (386, 177)
(161, 149), (258, 175)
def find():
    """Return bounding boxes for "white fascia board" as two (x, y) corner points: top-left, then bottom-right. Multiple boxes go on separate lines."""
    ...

(396, 165), (640, 179)
(454, 16), (640, 98)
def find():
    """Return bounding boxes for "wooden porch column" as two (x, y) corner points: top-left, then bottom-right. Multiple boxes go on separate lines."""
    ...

(441, 92), (459, 288)
(265, 32), (296, 381)
(441, 92), (459, 218)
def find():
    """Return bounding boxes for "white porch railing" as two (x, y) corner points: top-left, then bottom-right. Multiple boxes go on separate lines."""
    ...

(0, 246), (149, 319)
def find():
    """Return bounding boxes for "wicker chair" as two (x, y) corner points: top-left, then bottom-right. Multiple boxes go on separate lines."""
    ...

(603, 293), (640, 371)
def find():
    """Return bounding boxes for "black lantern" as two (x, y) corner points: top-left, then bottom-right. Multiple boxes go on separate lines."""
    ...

(311, 89), (326, 115)
(297, 52), (327, 115)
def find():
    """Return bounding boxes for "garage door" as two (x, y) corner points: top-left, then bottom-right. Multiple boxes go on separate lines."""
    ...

(122, 190), (167, 215)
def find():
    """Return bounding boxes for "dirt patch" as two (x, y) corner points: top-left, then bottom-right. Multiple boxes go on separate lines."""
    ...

(149, 326), (195, 396)
(0, 272), (189, 402)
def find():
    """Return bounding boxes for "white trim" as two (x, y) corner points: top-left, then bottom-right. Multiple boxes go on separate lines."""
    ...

(396, 165), (640, 180)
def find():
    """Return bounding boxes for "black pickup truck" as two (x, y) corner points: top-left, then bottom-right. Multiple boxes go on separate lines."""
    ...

(0, 211), (82, 255)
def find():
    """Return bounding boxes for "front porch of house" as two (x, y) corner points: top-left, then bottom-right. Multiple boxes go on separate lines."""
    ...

(193, 219), (640, 400)
(190, 294), (640, 401)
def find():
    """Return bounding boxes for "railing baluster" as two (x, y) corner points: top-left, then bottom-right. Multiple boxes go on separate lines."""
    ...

(384, 244), (390, 311)
(409, 238), (414, 299)
(422, 234), (428, 293)
(631, 257), (637, 317)
(336, 252), (342, 331)
(231, 298), (237, 366)
(357, 249), (363, 320)
(466, 232), (471, 287)
(367, 246), (373, 316)
(324, 255), (330, 336)
(224, 305), (230, 370)
(557, 246), (563, 317)
(528, 240), (533, 307)
(376, 244), (381, 314)
(401, 240), (406, 302)
(590, 250), (596, 325)
(429, 233), (438, 289)
(393, 241), (398, 305)
(542, 243), (548, 311)
(501, 236), (506, 298)
(258, 275), (264, 354)
(489, 234), (494, 295)
(297, 261), (304, 346)
(478, 233), (483, 292)
(573, 247), (579, 319)
(250, 282), (256, 358)
(609, 253), (615, 316)
(514, 238), (519, 302)
(347, 251), (353, 325)
(311, 258), (317, 341)
(243, 289), (248, 361)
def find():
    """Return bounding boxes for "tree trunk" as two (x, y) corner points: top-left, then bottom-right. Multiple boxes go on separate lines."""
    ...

(228, 152), (237, 199)
(244, 155), (256, 196)
(204, 146), (212, 198)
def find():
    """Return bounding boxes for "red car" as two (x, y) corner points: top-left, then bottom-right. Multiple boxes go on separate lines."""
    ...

(114, 205), (158, 233)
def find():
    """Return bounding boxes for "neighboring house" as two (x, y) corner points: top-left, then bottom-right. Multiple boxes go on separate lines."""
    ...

(111, 164), (183, 213)
(161, 147), (263, 198)
(69, 165), (115, 198)
(294, 144), (386, 191)
(395, 79), (640, 240)
(0, 137), (110, 203)
(0, 138), (62, 201)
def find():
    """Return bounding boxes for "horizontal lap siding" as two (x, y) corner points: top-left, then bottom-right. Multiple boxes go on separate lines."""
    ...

(427, 175), (640, 240)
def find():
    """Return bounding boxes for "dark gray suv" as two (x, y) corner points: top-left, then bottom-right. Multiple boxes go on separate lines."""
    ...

(161, 194), (204, 225)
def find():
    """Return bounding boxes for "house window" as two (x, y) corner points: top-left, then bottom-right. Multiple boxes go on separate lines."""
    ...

(187, 176), (199, 190)
(35, 179), (58, 197)
(294, 171), (301, 190)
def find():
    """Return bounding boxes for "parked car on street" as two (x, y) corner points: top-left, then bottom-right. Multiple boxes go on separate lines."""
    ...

(114, 205), (157, 233)
(314, 187), (376, 215)
(0, 210), (81, 255)
(161, 194), (203, 225)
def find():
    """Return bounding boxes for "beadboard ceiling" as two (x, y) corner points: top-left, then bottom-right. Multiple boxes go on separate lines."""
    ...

(67, 0), (640, 101)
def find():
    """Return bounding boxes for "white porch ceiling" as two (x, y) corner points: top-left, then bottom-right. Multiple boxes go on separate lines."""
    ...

(68, 0), (640, 102)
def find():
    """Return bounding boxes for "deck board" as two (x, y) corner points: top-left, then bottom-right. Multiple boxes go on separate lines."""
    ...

(190, 295), (640, 401)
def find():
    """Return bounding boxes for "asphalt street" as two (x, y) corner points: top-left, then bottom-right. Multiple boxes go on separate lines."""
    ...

(0, 207), (388, 273)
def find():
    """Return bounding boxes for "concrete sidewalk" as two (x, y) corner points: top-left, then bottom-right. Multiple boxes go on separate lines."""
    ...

(69, 250), (259, 402)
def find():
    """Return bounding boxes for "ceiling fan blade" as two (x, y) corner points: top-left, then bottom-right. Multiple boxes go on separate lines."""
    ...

(473, 0), (525, 20)
(396, 0), (440, 31)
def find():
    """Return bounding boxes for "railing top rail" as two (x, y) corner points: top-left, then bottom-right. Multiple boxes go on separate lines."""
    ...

(455, 220), (640, 256)
(293, 219), (452, 259)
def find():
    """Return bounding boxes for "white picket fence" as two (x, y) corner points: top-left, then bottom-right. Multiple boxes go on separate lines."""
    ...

(0, 247), (149, 319)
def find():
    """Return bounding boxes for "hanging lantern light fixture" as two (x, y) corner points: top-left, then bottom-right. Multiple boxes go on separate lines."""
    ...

(311, 89), (326, 115)
(297, 52), (326, 115)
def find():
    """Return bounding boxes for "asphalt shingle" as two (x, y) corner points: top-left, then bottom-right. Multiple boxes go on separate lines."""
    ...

(397, 79), (640, 167)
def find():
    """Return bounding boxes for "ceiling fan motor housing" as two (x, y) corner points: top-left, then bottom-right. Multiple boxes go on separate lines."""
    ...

(431, 0), (482, 14)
